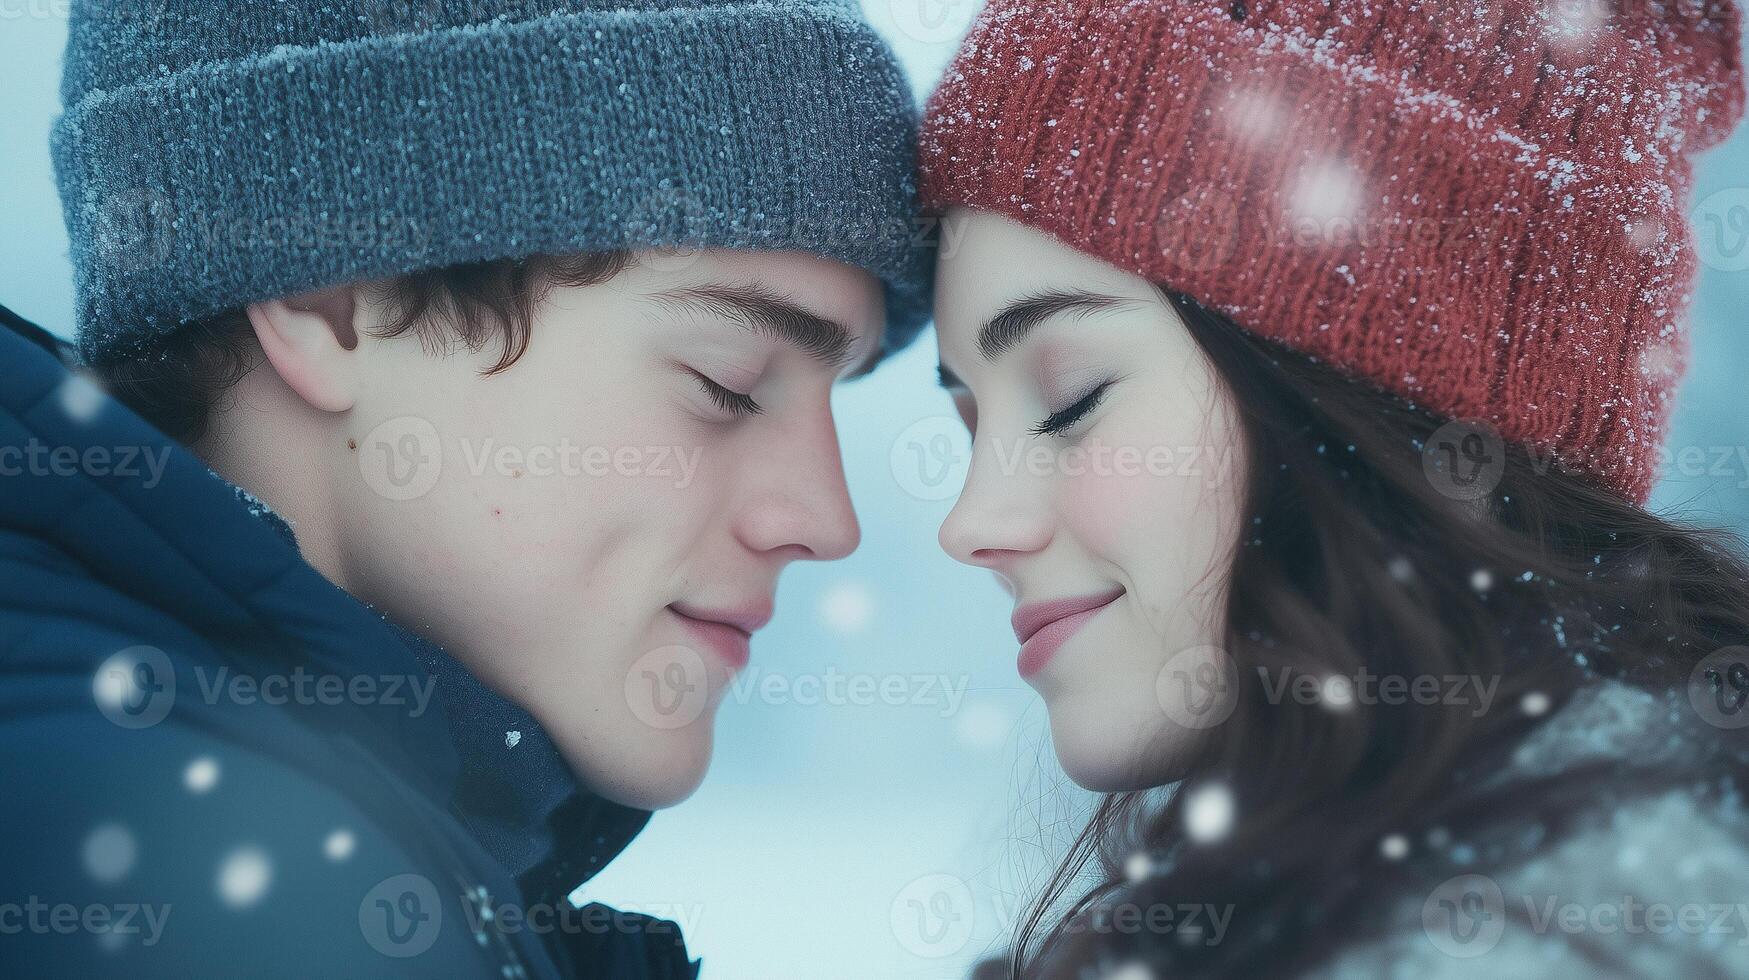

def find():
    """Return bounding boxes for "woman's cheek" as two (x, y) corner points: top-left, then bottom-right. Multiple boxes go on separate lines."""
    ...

(1060, 423), (1244, 643)
(1060, 448), (1159, 560)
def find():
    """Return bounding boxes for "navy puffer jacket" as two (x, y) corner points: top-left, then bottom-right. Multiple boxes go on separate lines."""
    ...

(0, 304), (698, 979)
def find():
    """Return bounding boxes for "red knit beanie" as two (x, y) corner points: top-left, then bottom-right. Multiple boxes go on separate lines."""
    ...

(919, 0), (1745, 503)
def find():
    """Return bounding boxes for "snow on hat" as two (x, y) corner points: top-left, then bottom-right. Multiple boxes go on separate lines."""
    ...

(54, 0), (933, 367)
(919, 0), (1745, 502)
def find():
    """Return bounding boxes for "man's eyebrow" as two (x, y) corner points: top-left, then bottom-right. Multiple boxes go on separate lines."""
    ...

(651, 283), (857, 369)
(977, 291), (1129, 361)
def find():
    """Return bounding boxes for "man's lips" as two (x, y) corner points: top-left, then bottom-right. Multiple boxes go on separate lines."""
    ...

(1011, 588), (1127, 645)
(668, 601), (773, 636)
(667, 601), (771, 671)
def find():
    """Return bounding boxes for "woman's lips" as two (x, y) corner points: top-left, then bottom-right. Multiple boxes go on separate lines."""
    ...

(667, 605), (761, 671)
(1012, 588), (1125, 678)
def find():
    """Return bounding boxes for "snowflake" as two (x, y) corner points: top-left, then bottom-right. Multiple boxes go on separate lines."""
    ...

(1289, 159), (1365, 233)
(58, 372), (108, 423)
(217, 846), (273, 909)
(1184, 782), (1235, 844)
(184, 756), (220, 794)
(325, 828), (356, 862)
(1124, 850), (1154, 883)
(819, 581), (875, 634)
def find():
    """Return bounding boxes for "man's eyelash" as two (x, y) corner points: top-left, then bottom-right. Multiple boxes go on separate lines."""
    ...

(1031, 380), (1114, 436)
(692, 372), (763, 417)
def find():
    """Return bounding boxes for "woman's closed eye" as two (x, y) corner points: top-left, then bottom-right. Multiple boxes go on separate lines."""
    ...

(1032, 379), (1117, 437)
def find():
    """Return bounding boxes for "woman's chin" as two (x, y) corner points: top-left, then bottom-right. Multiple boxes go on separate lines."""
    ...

(1047, 702), (1198, 793)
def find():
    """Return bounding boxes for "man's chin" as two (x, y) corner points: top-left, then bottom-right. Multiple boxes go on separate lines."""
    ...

(556, 727), (716, 811)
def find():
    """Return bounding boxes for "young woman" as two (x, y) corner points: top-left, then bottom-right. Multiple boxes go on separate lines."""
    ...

(920, 2), (1749, 977)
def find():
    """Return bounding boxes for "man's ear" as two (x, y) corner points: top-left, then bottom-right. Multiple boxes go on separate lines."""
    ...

(245, 284), (363, 414)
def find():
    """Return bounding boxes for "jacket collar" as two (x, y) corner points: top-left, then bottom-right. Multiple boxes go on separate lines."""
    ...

(224, 419), (650, 905)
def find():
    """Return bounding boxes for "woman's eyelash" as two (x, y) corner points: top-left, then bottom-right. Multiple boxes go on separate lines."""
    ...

(1032, 380), (1114, 437)
(692, 372), (763, 417)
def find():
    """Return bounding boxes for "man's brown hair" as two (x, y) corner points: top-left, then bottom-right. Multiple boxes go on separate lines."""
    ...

(95, 251), (632, 444)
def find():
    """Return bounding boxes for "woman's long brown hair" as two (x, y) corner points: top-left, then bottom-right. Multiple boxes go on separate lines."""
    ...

(1008, 290), (1749, 979)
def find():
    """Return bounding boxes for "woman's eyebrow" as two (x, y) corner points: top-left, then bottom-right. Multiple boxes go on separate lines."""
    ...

(976, 291), (1129, 361)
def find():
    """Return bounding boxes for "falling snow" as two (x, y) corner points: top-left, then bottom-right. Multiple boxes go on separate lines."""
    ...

(324, 829), (355, 862)
(1124, 850), (1155, 883)
(1184, 782), (1236, 844)
(819, 581), (874, 634)
(184, 756), (220, 794)
(1380, 834), (1410, 860)
(56, 374), (105, 423)
(216, 846), (272, 909)
(1521, 691), (1552, 716)
(82, 823), (136, 884)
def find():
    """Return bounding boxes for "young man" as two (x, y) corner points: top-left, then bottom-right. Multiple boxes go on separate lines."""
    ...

(0, 1), (929, 976)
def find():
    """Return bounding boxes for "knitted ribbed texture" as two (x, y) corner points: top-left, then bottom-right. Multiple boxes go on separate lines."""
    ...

(53, 0), (932, 365)
(919, 0), (1745, 502)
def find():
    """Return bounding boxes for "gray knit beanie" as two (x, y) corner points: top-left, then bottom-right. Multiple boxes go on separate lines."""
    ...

(51, 0), (932, 366)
